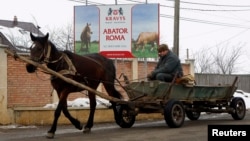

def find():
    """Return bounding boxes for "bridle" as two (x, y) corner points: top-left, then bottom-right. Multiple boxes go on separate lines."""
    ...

(30, 41), (63, 64)
(30, 41), (76, 75)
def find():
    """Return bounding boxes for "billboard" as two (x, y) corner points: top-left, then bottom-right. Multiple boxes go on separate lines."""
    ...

(74, 4), (159, 58)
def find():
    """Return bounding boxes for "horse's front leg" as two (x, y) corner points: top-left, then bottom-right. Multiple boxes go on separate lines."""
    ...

(47, 101), (63, 139)
(83, 93), (96, 133)
(62, 105), (83, 130)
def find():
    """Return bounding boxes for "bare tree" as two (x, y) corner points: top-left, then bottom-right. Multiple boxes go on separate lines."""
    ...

(46, 22), (74, 52)
(212, 42), (244, 74)
(194, 47), (215, 73)
(194, 42), (244, 74)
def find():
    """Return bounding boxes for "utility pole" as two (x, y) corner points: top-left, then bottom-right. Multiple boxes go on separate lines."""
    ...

(173, 0), (180, 56)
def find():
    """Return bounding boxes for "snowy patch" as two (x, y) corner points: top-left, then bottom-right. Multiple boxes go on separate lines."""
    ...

(0, 124), (37, 129)
(43, 97), (111, 109)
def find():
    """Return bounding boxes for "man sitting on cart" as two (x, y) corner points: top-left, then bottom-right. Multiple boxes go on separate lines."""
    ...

(147, 43), (183, 82)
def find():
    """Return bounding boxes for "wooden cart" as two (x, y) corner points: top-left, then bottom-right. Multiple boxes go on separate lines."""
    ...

(115, 76), (246, 128)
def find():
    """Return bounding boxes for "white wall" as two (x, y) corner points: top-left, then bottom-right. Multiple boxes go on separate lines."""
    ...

(0, 45), (13, 124)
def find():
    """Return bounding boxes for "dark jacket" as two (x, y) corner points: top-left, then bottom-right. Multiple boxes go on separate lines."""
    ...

(152, 51), (183, 78)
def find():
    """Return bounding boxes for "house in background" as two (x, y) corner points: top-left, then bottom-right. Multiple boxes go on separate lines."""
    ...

(0, 16), (43, 53)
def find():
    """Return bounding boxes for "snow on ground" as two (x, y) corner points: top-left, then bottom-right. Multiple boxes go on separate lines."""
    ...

(43, 96), (111, 109)
(43, 90), (250, 109)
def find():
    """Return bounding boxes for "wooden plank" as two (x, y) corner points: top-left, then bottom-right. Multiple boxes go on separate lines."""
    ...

(4, 49), (126, 104)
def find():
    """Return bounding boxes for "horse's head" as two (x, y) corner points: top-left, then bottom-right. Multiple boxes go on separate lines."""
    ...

(26, 32), (51, 73)
(29, 32), (50, 63)
(85, 23), (92, 35)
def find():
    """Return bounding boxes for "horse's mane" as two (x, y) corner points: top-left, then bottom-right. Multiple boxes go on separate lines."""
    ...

(63, 50), (78, 60)
(48, 41), (59, 52)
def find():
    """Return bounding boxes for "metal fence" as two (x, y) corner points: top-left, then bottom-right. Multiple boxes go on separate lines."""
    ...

(195, 73), (250, 93)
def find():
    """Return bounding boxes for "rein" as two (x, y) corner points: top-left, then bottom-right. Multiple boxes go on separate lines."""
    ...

(38, 42), (77, 76)
(57, 53), (77, 76)
(43, 43), (63, 64)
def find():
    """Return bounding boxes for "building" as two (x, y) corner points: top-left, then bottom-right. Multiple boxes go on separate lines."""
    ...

(0, 16), (43, 53)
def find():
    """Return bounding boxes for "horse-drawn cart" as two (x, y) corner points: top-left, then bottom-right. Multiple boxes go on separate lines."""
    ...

(5, 48), (246, 134)
(115, 76), (246, 128)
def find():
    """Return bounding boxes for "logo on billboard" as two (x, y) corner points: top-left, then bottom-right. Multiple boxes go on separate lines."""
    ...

(107, 7), (123, 16)
(106, 7), (125, 22)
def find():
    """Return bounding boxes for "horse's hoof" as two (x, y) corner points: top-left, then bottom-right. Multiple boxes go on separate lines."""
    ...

(46, 132), (55, 139)
(83, 128), (91, 133)
(76, 124), (83, 130)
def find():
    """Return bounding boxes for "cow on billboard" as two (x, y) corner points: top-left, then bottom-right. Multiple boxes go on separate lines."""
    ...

(134, 32), (159, 52)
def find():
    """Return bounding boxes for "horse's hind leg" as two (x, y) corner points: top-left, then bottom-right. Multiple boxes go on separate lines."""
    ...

(103, 83), (121, 122)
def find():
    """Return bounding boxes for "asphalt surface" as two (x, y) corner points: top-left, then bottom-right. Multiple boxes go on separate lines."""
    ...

(0, 110), (250, 141)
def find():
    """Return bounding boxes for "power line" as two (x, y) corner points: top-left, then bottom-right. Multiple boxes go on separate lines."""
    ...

(165, 0), (250, 7)
(69, 0), (250, 29)
(70, 0), (250, 11)
(180, 0), (250, 8)
(160, 2), (250, 12)
(161, 14), (250, 29)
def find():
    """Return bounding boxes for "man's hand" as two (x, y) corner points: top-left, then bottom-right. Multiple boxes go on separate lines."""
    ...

(147, 73), (152, 78)
(147, 72), (153, 80)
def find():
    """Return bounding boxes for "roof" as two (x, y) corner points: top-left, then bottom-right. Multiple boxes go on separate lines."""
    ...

(0, 19), (43, 35)
(0, 18), (43, 53)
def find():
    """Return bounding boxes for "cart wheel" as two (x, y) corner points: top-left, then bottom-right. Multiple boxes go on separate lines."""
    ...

(230, 97), (246, 120)
(116, 105), (135, 128)
(164, 99), (185, 128)
(186, 111), (200, 120)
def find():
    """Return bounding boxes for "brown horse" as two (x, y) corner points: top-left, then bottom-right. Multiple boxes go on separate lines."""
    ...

(134, 32), (159, 52)
(26, 33), (121, 138)
(80, 23), (92, 52)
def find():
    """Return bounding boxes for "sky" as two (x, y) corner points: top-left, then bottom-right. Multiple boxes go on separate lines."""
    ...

(1, 0), (250, 73)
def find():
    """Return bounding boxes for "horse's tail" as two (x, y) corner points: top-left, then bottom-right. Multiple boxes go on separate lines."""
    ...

(103, 58), (123, 99)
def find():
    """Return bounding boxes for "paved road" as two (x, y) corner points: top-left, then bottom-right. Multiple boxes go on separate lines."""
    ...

(1, 110), (250, 141)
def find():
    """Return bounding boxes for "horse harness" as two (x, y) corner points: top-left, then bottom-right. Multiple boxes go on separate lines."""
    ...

(36, 42), (77, 76)
(41, 42), (105, 78)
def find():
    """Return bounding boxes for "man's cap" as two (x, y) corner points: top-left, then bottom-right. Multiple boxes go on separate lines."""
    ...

(157, 44), (169, 52)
